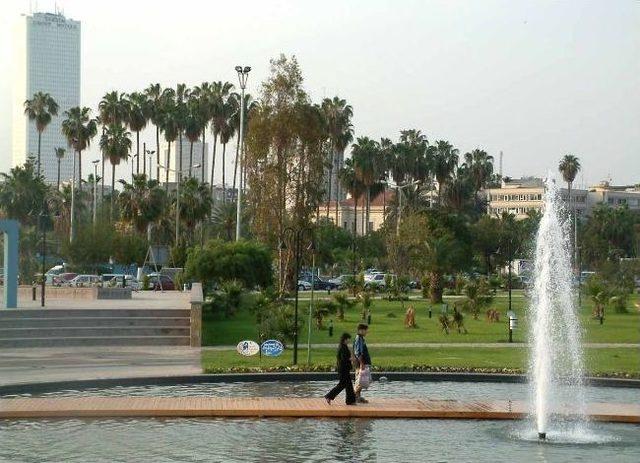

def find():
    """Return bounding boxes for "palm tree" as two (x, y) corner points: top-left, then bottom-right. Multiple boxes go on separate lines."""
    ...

(0, 158), (48, 226)
(184, 96), (205, 178)
(559, 154), (581, 265)
(321, 97), (353, 221)
(464, 149), (494, 202)
(339, 158), (364, 236)
(159, 100), (179, 191)
(191, 83), (214, 183)
(117, 174), (166, 234)
(126, 92), (149, 175)
(24, 92), (59, 176)
(219, 110), (236, 203)
(54, 147), (65, 190)
(174, 83), (190, 177)
(433, 140), (459, 205)
(209, 81), (235, 194)
(351, 137), (382, 233)
(61, 107), (98, 192)
(99, 91), (129, 198)
(145, 83), (171, 181)
(176, 177), (213, 243)
(100, 123), (132, 216)
(230, 92), (258, 193)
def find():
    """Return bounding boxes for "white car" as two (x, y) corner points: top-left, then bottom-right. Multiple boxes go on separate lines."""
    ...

(107, 274), (141, 290)
(297, 280), (312, 291)
(328, 275), (354, 289)
(68, 274), (101, 287)
(364, 273), (396, 289)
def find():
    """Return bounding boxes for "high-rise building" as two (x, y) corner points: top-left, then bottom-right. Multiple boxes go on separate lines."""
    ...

(161, 139), (209, 183)
(12, 11), (81, 184)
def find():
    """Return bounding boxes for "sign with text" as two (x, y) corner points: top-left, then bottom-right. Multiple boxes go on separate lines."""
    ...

(261, 339), (284, 357)
(236, 340), (259, 356)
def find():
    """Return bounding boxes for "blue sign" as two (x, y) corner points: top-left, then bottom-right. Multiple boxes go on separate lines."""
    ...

(261, 339), (284, 357)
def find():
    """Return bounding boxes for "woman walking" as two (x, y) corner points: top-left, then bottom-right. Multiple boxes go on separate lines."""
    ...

(324, 333), (356, 405)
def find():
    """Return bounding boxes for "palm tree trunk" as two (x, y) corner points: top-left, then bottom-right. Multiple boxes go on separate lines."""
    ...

(57, 159), (61, 190)
(383, 189), (386, 221)
(189, 141), (194, 178)
(210, 133), (218, 195)
(111, 162), (116, 221)
(156, 126), (160, 182)
(178, 132), (183, 175)
(366, 187), (371, 233)
(354, 195), (358, 236)
(222, 143), (227, 203)
(201, 131), (206, 183)
(78, 151), (83, 192)
(101, 159), (105, 200)
(136, 131), (140, 174)
(232, 134), (240, 194)
(165, 144), (171, 192)
(37, 131), (42, 177)
(326, 149), (334, 219)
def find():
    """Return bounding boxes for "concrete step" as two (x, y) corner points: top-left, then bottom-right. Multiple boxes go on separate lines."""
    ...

(0, 336), (191, 348)
(0, 317), (190, 328)
(0, 309), (190, 319)
(0, 327), (190, 338)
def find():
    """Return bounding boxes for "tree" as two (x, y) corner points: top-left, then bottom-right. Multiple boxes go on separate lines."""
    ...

(99, 91), (130, 197)
(351, 136), (382, 234)
(209, 81), (235, 194)
(339, 158), (365, 237)
(145, 83), (172, 181)
(184, 96), (205, 178)
(230, 92), (259, 193)
(126, 92), (149, 175)
(184, 239), (273, 294)
(0, 158), (48, 226)
(321, 96), (354, 219)
(219, 108), (236, 202)
(99, 124), (132, 215)
(117, 174), (166, 234)
(463, 149), (494, 203)
(54, 147), (66, 190)
(433, 140), (459, 205)
(463, 277), (493, 320)
(158, 95), (179, 190)
(558, 154), (581, 264)
(61, 107), (98, 192)
(177, 177), (213, 242)
(24, 92), (59, 176)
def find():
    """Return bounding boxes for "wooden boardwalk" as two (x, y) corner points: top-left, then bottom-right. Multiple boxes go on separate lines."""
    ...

(0, 397), (638, 423)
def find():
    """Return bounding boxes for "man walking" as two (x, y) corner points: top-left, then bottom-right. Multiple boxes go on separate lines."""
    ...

(353, 323), (371, 403)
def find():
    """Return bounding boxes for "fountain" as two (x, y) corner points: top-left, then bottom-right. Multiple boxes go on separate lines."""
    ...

(528, 176), (588, 440)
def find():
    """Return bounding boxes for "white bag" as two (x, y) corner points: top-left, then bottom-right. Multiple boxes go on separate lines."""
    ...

(356, 366), (371, 389)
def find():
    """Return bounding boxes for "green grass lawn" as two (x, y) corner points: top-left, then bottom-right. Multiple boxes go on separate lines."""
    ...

(202, 290), (640, 346)
(201, 347), (640, 377)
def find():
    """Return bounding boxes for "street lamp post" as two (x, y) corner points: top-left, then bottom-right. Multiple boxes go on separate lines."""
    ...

(280, 225), (314, 365)
(159, 164), (200, 245)
(146, 147), (156, 179)
(92, 160), (100, 225)
(235, 65), (251, 242)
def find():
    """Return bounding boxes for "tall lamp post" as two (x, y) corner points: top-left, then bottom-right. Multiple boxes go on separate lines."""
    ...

(146, 146), (156, 179)
(280, 225), (314, 365)
(235, 65), (251, 242)
(159, 164), (200, 245)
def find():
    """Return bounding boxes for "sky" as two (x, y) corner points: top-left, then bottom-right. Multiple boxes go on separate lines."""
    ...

(1, 0), (639, 187)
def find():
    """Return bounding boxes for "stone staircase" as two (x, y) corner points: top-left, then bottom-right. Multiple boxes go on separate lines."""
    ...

(0, 308), (191, 348)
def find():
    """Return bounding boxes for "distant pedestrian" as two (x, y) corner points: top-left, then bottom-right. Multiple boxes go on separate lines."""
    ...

(324, 332), (356, 405)
(353, 323), (372, 403)
(328, 319), (334, 337)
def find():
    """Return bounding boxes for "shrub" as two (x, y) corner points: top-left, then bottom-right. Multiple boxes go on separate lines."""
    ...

(332, 292), (355, 321)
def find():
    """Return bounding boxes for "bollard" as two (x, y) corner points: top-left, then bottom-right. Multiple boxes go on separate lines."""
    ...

(428, 307), (432, 319)
(32, 286), (37, 301)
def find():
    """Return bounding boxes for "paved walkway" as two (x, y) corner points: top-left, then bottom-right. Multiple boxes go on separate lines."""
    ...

(0, 397), (637, 423)
(0, 346), (201, 386)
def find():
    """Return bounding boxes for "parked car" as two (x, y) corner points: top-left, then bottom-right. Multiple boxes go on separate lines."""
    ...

(297, 280), (312, 291)
(106, 274), (141, 290)
(300, 275), (337, 290)
(53, 273), (77, 286)
(68, 274), (101, 287)
(328, 275), (354, 289)
(364, 273), (396, 289)
(148, 274), (175, 290)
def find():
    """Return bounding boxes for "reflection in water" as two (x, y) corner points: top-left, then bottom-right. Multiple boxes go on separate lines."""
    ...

(1, 418), (638, 463)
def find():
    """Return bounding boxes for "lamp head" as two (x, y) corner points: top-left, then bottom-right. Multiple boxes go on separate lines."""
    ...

(243, 66), (251, 73)
(235, 66), (243, 73)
